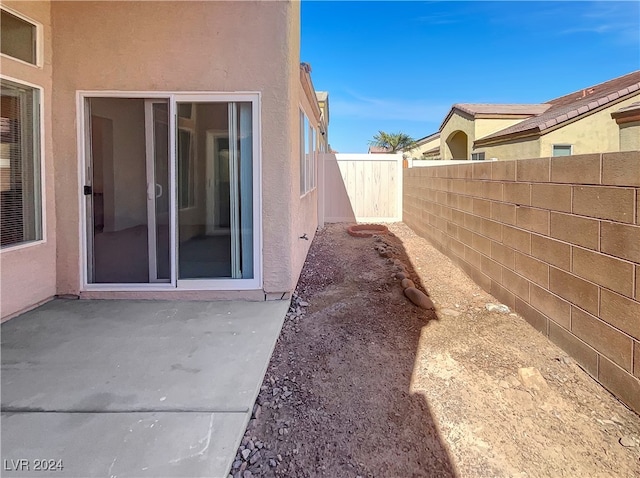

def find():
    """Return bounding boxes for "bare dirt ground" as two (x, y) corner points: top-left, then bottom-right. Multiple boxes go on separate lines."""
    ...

(231, 222), (640, 478)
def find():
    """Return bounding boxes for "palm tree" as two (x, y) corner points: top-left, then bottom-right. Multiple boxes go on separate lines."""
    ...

(369, 131), (417, 153)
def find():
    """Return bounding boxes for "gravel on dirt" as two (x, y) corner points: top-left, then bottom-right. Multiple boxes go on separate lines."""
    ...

(230, 222), (640, 478)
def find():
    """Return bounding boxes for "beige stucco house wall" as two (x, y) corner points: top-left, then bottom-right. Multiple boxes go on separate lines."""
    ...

(406, 133), (440, 159)
(440, 110), (474, 160)
(1, 1), (324, 318)
(619, 122), (640, 151)
(1, 1), (56, 319)
(474, 118), (525, 140)
(470, 137), (541, 163)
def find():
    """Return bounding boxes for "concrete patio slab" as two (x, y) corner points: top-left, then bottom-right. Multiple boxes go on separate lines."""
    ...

(1, 299), (289, 477)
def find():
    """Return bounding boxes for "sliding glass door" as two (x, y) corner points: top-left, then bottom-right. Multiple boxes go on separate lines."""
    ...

(176, 101), (253, 280)
(83, 93), (259, 289)
(86, 98), (170, 284)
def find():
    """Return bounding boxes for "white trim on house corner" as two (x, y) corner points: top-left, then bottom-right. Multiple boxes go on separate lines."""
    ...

(0, 74), (47, 253)
(0, 5), (44, 68)
(76, 90), (263, 292)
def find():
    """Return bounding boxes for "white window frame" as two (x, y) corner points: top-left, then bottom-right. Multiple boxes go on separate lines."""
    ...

(310, 126), (316, 189)
(0, 74), (46, 253)
(0, 5), (44, 68)
(471, 152), (485, 161)
(552, 144), (573, 157)
(76, 90), (262, 292)
(299, 108), (318, 197)
(299, 109), (307, 196)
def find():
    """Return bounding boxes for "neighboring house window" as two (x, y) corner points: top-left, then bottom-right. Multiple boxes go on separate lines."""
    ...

(471, 152), (485, 161)
(1, 78), (42, 248)
(300, 110), (316, 196)
(1, 8), (38, 65)
(552, 145), (572, 157)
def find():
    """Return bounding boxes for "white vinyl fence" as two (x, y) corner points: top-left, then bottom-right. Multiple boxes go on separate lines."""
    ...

(319, 153), (403, 224)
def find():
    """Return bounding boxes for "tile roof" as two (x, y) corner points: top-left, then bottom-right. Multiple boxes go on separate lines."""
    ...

(422, 146), (440, 154)
(415, 132), (440, 144)
(439, 103), (550, 131)
(453, 104), (551, 116)
(476, 70), (640, 143)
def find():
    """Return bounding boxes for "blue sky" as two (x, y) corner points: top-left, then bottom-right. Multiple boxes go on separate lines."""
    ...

(301, 1), (640, 153)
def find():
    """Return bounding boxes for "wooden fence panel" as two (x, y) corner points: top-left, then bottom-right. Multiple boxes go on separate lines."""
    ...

(321, 153), (402, 223)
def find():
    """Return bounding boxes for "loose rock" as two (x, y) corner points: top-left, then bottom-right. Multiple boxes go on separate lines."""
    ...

(619, 436), (637, 447)
(518, 367), (549, 392)
(404, 287), (435, 309)
(486, 303), (511, 314)
(440, 308), (461, 317)
(401, 278), (415, 289)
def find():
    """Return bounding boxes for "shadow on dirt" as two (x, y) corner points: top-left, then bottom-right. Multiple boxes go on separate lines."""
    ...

(234, 224), (458, 477)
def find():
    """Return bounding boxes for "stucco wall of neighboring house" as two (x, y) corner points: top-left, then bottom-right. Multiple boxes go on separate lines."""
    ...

(50, 1), (299, 297)
(407, 136), (440, 159)
(539, 94), (640, 157)
(441, 111), (474, 160)
(619, 122), (640, 151)
(1, 1), (56, 319)
(475, 137), (541, 161)
(474, 117), (527, 141)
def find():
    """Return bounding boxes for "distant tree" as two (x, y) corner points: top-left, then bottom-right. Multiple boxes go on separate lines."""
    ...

(369, 131), (417, 154)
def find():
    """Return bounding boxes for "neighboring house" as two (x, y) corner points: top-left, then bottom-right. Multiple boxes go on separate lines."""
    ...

(0, 1), (326, 319)
(611, 101), (640, 151)
(405, 132), (440, 160)
(440, 104), (550, 160)
(436, 70), (640, 160)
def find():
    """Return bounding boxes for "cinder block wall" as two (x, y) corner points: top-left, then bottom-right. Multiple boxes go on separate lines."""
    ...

(403, 151), (640, 413)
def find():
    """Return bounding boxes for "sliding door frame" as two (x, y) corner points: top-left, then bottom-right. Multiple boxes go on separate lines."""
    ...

(76, 91), (262, 292)
(172, 93), (261, 290)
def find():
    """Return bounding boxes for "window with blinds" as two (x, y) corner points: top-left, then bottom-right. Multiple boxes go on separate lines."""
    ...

(1, 79), (42, 248)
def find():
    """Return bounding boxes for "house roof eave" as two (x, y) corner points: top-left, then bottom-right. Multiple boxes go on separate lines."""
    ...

(300, 63), (323, 122)
(474, 128), (541, 147)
